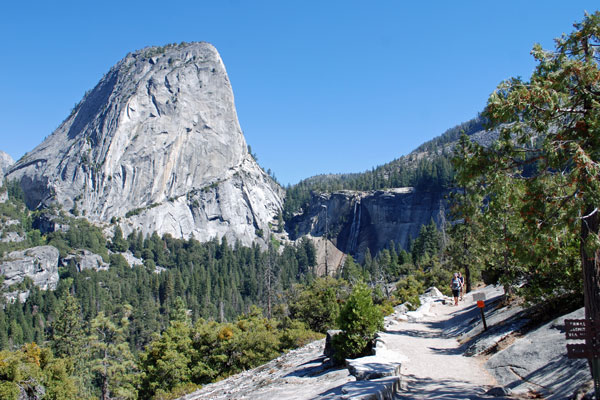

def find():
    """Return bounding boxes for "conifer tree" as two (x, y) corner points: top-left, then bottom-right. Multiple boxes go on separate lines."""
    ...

(110, 225), (128, 253)
(139, 297), (197, 399)
(51, 293), (85, 359)
(88, 307), (138, 400)
(456, 11), (600, 387)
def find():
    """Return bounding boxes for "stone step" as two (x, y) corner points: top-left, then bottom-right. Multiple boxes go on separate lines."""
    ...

(339, 376), (402, 400)
(346, 355), (401, 381)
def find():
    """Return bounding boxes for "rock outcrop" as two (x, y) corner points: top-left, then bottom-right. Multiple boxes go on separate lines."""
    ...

(0, 150), (14, 203)
(6, 42), (283, 246)
(0, 150), (14, 179)
(62, 249), (108, 272)
(485, 307), (592, 399)
(288, 188), (447, 261)
(0, 246), (60, 291)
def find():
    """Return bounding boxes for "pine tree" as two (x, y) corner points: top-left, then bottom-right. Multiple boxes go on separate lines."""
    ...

(110, 225), (128, 253)
(51, 293), (85, 359)
(88, 307), (138, 400)
(139, 297), (197, 399)
(459, 11), (600, 388)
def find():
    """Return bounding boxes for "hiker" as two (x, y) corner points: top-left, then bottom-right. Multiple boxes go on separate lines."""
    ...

(451, 273), (461, 306)
(458, 272), (465, 301)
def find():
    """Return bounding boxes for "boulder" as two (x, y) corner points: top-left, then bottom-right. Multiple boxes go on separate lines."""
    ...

(0, 246), (60, 291)
(420, 286), (444, 304)
(4, 290), (31, 303)
(406, 301), (433, 322)
(1, 231), (25, 243)
(339, 376), (402, 400)
(346, 355), (401, 381)
(121, 251), (144, 268)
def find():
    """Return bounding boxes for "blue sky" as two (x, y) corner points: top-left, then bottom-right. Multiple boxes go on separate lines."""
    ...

(0, 1), (597, 185)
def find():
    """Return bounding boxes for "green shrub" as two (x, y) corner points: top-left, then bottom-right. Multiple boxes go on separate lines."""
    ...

(395, 274), (424, 310)
(288, 277), (343, 333)
(377, 300), (395, 316)
(278, 319), (324, 350)
(332, 282), (383, 362)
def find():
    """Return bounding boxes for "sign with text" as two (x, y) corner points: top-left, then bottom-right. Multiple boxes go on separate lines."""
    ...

(567, 343), (596, 359)
(472, 292), (486, 302)
(565, 319), (600, 359)
(565, 319), (593, 340)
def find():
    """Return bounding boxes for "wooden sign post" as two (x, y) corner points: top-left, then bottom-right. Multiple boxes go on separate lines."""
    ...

(565, 319), (600, 398)
(472, 292), (487, 331)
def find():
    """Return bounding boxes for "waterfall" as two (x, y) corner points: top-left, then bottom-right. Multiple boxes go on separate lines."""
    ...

(347, 199), (362, 254)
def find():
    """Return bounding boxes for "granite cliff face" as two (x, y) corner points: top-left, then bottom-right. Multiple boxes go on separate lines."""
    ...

(6, 42), (283, 246)
(288, 188), (447, 261)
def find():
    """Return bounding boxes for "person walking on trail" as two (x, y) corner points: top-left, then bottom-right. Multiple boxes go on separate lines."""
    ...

(458, 272), (465, 301)
(451, 273), (461, 306)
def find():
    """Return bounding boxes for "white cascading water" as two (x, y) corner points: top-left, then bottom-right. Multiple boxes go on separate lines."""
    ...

(347, 199), (362, 254)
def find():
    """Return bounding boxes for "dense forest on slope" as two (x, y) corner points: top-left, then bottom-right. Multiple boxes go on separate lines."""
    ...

(0, 190), (321, 351)
(282, 117), (484, 221)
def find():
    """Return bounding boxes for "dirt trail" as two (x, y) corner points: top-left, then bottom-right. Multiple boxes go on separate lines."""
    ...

(383, 299), (497, 399)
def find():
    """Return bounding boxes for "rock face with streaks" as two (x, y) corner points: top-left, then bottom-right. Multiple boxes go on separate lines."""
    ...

(288, 188), (447, 261)
(0, 246), (59, 291)
(6, 42), (283, 246)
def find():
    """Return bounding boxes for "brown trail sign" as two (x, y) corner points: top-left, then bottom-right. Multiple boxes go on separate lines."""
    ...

(564, 319), (600, 396)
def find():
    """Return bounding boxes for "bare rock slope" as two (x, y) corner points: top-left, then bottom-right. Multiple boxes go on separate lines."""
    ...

(7, 42), (283, 245)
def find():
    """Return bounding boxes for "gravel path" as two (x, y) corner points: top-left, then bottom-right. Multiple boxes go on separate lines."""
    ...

(184, 292), (501, 400)
(383, 299), (497, 399)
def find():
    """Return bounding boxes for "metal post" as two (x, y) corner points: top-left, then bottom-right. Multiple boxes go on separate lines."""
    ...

(593, 358), (600, 399)
(480, 307), (488, 331)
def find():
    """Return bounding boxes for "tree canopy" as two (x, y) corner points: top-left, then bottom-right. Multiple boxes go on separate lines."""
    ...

(453, 11), (600, 384)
